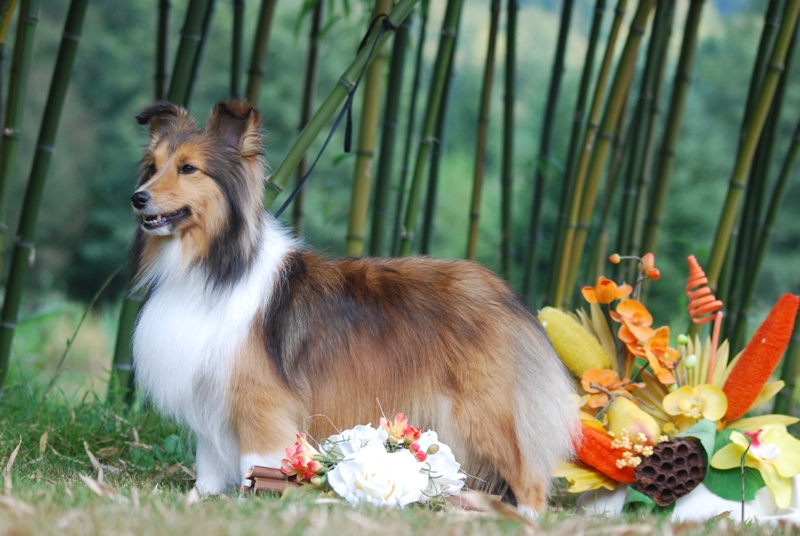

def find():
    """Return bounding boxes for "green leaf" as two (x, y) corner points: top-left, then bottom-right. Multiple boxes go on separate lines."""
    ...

(622, 486), (674, 515)
(703, 429), (766, 501)
(677, 419), (717, 459)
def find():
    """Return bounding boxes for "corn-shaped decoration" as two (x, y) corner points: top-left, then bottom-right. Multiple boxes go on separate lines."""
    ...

(539, 306), (612, 377)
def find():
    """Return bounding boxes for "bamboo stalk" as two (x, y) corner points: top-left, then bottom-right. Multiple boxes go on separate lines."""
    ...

(184, 0), (216, 108)
(292, 0), (324, 236)
(0, 0), (39, 282)
(245, 0), (277, 106)
(391, 0), (429, 256)
(167, 0), (212, 105)
(266, 0), (419, 208)
(732, 116), (800, 357)
(499, 0), (518, 280)
(397, 0), (464, 256)
(345, 0), (393, 257)
(231, 0), (245, 98)
(155, 0), (171, 99)
(703, 1), (800, 291)
(0, 0), (17, 44)
(564, 0), (654, 299)
(774, 291), (800, 416)
(369, 11), (411, 255)
(420, 22), (458, 255)
(0, 0), (90, 387)
(640, 0), (705, 257)
(615, 0), (675, 265)
(551, 0), (626, 308)
(465, 0), (501, 261)
(727, 18), (798, 351)
(544, 0), (606, 304)
(521, 0), (574, 297)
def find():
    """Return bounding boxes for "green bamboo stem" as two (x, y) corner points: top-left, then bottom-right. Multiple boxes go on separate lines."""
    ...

(420, 23), (458, 255)
(544, 0), (605, 304)
(155, 0), (171, 99)
(345, 0), (393, 257)
(231, 0), (245, 98)
(0, 0), (89, 388)
(774, 292), (800, 415)
(640, 0), (705, 257)
(731, 118), (800, 356)
(266, 0), (419, 209)
(551, 0), (626, 308)
(184, 0), (216, 108)
(0, 0), (17, 43)
(465, 0), (501, 261)
(615, 0), (674, 264)
(167, 0), (211, 105)
(391, 0), (429, 256)
(245, 0), (277, 106)
(0, 0), (39, 283)
(564, 0), (654, 300)
(397, 0), (463, 256)
(499, 0), (518, 280)
(292, 0), (324, 236)
(369, 11), (411, 255)
(727, 21), (797, 352)
(702, 1), (800, 292)
(521, 0), (573, 297)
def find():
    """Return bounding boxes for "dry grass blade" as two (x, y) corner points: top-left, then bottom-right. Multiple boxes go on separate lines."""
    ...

(38, 432), (48, 455)
(0, 494), (36, 516)
(79, 474), (126, 503)
(3, 437), (22, 495)
(456, 491), (539, 532)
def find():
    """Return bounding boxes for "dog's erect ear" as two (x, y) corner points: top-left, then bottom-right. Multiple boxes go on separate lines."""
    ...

(205, 100), (263, 157)
(136, 101), (196, 138)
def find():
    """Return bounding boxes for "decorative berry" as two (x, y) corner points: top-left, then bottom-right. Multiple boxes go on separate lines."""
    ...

(634, 437), (706, 507)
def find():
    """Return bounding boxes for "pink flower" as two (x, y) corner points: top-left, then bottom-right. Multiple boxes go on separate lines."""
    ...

(281, 433), (322, 482)
(409, 443), (427, 463)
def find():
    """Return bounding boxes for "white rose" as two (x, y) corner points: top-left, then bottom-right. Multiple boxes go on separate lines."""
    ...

(327, 442), (427, 507)
(322, 424), (389, 459)
(417, 431), (466, 501)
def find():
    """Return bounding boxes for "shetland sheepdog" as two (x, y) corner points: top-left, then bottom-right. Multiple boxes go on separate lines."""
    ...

(129, 100), (578, 511)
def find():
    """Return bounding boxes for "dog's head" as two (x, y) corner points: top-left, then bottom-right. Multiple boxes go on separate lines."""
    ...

(131, 100), (264, 240)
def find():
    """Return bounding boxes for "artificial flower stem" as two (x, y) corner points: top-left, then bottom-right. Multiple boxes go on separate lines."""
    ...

(706, 311), (723, 384)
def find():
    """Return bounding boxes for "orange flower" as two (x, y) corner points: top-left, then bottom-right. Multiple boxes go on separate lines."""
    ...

(644, 326), (678, 385)
(281, 433), (323, 481)
(582, 276), (632, 305)
(380, 412), (420, 444)
(611, 300), (654, 356)
(580, 368), (643, 409)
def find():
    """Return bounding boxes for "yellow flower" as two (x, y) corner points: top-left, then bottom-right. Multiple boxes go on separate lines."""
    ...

(662, 384), (727, 431)
(711, 426), (800, 509)
(606, 396), (661, 445)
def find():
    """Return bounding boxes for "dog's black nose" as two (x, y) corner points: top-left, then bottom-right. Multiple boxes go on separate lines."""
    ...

(131, 191), (151, 209)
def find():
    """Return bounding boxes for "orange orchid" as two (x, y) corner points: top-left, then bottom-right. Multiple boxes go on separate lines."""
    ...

(580, 368), (644, 410)
(611, 300), (654, 356)
(644, 326), (678, 385)
(581, 276), (632, 305)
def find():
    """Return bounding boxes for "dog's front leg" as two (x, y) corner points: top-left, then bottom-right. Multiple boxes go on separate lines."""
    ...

(194, 436), (237, 495)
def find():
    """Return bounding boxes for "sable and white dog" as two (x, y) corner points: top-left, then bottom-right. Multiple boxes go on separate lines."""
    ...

(129, 100), (578, 511)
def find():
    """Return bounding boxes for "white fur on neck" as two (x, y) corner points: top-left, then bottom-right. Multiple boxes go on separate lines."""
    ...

(133, 214), (297, 492)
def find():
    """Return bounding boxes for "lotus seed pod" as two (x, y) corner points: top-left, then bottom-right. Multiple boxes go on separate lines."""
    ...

(634, 437), (707, 507)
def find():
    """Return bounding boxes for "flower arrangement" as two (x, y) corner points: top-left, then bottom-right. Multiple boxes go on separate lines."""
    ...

(543, 253), (800, 517)
(279, 413), (466, 508)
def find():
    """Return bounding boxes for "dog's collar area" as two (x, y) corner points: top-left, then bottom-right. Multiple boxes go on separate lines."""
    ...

(140, 207), (190, 231)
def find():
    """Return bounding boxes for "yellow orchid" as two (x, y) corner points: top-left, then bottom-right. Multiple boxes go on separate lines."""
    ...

(710, 426), (800, 509)
(662, 384), (727, 431)
(606, 397), (661, 445)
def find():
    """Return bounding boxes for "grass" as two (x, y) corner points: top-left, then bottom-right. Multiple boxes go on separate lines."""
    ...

(1, 302), (799, 534)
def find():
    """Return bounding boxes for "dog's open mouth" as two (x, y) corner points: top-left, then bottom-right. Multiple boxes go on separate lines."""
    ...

(140, 208), (190, 231)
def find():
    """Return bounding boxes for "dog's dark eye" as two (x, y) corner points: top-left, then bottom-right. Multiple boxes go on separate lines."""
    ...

(148, 164), (156, 176)
(180, 164), (197, 175)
